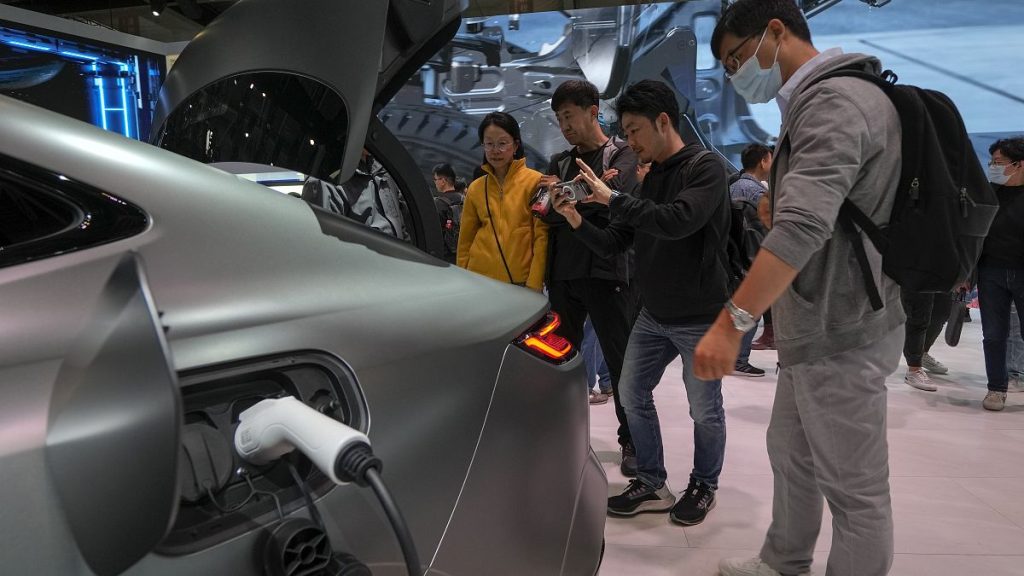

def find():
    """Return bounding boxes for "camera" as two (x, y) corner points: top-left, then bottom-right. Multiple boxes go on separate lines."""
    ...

(529, 180), (590, 219)
(555, 180), (589, 202)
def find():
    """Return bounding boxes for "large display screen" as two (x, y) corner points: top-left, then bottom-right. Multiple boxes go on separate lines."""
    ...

(0, 21), (165, 141)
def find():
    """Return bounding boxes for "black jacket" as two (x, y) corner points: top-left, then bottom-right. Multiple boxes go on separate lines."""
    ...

(543, 136), (640, 284)
(574, 146), (731, 325)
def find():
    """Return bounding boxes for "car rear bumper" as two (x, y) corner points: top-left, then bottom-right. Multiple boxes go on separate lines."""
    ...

(427, 345), (607, 575)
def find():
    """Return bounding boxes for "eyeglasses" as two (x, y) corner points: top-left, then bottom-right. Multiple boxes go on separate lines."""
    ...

(989, 161), (1020, 168)
(724, 31), (761, 78)
(483, 141), (514, 152)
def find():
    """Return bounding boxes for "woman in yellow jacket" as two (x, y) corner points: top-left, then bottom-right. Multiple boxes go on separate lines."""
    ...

(457, 112), (548, 291)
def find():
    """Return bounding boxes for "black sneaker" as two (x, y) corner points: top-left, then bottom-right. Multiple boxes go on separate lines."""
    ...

(607, 479), (676, 516)
(733, 363), (766, 377)
(669, 479), (716, 526)
(620, 443), (637, 477)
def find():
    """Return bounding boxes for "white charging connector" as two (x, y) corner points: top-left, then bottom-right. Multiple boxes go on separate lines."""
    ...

(234, 396), (369, 485)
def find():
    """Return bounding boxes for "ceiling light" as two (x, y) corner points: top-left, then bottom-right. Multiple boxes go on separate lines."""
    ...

(150, 0), (166, 16)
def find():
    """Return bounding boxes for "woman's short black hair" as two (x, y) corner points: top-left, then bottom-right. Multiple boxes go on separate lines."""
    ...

(990, 137), (1024, 163)
(711, 0), (812, 60)
(615, 79), (679, 133)
(477, 111), (525, 160)
(741, 143), (773, 171)
(432, 162), (457, 181)
(551, 80), (600, 112)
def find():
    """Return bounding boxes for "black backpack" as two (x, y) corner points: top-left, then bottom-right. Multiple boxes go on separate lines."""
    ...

(800, 68), (999, 310)
(436, 192), (465, 263)
(730, 197), (765, 273)
(688, 150), (750, 292)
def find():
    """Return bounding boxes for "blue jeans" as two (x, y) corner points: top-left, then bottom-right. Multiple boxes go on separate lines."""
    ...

(738, 319), (758, 365)
(582, 317), (612, 393)
(619, 308), (726, 490)
(978, 267), (1024, 392)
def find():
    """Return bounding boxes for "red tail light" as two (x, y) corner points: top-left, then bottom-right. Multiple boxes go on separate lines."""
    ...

(514, 312), (574, 363)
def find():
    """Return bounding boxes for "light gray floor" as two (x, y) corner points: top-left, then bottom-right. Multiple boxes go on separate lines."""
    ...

(593, 315), (1024, 576)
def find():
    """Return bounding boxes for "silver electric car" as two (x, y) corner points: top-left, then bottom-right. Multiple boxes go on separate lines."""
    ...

(0, 1), (605, 575)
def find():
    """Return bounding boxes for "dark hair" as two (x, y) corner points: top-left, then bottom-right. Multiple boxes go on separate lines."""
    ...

(477, 111), (525, 160)
(551, 80), (600, 112)
(741, 143), (772, 171)
(615, 80), (679, 133)
(711, 0), (812, 60)
(432, 162), (457, 181)
(990, 137), (1024, 163)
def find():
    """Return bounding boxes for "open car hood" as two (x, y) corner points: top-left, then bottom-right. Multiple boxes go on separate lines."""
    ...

(151, 0), (465, 183)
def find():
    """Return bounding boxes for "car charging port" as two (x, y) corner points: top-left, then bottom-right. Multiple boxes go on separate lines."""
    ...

(236, 396), (421, 576)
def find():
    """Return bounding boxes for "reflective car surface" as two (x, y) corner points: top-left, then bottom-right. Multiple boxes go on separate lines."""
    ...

(0, 1), (606, 574)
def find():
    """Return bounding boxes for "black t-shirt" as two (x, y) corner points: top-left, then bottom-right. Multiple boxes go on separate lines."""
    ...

(980, 184), (1024, 269)
(547, 145), (606, 281)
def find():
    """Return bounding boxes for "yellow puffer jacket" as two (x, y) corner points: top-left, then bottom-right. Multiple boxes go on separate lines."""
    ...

(457, 158), (548, 291)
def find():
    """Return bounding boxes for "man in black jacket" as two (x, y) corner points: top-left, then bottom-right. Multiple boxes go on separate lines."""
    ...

(539, 80), (641, 474)
(553, 79), (730, 526)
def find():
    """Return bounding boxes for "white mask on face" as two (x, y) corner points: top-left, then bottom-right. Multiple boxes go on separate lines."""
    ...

(989, 163), (1018, 186)
(730, 28), (783, 105)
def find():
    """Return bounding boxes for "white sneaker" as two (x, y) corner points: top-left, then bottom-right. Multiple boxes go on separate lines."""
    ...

(905, 369), (938, 392)
(921, 353), (949, 375)
(1008, 377), (1024, 394)
(719, 556), (812, 576)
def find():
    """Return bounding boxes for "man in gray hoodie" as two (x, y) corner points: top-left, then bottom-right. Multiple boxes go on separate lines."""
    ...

(697, 1), (905, 575)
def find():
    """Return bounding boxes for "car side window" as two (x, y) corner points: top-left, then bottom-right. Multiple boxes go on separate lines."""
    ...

(0, 154), (148, 268)
(0, 172), (78, 249)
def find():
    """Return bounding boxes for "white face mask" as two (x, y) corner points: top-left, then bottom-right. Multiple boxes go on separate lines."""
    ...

(989, 163), (1018, 186)
(730, 29), (783, 104)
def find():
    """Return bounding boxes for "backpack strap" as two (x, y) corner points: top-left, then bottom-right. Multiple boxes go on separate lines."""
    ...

(687, 150), (735, 286)
(840, 189), (890, 313)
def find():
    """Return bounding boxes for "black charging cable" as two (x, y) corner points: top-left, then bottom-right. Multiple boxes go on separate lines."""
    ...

(335, 443), (421, 576)
(285, 458), (326, 530)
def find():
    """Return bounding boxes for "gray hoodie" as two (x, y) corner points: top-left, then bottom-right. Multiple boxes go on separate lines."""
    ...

(762, 53), (906, 366)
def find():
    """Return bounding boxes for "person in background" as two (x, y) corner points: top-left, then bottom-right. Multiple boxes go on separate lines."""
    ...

(582, 317), (613, 404)
(432, 162), (466, 196)
(730, 143), (772, 204)
(703, 2), (906, 574)
(457, 112), (548, 291)
(731, 143), (773, 374)
(554, 79), (731, 527)
(539, 79), (642, 475)
(433, 163), (467, 264)
(977, 136), (1024, 411)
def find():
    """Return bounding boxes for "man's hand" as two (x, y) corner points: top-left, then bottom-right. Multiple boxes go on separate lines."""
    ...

(601, 168), (620, 183)
(539, 175), (560, 190)
(575, 158), (615, 205)
(552, 189), (583, 228)
(636, 162), (651, 182)
(694, 311), (746, 380)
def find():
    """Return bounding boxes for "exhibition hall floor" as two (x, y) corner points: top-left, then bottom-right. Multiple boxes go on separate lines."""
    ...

(593, 319), (1024, 576)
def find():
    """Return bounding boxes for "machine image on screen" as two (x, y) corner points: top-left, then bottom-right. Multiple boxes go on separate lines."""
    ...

(0, 21), (164, 141)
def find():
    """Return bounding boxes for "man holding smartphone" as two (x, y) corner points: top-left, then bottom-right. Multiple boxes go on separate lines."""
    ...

(539, 80), (641, 475)
(553, 79), (730, 526)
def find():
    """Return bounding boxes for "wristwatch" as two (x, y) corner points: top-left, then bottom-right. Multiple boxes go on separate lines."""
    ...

(725, 299), (757, 334)
(608, 189), (623, 203)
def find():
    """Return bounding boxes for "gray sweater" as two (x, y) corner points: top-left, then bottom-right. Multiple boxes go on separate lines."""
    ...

(762, 53), (906, 366)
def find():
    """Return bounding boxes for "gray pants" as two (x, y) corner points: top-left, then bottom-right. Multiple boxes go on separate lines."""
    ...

(760, 326), (904, 576)
(1008, 304), (1024, 378)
